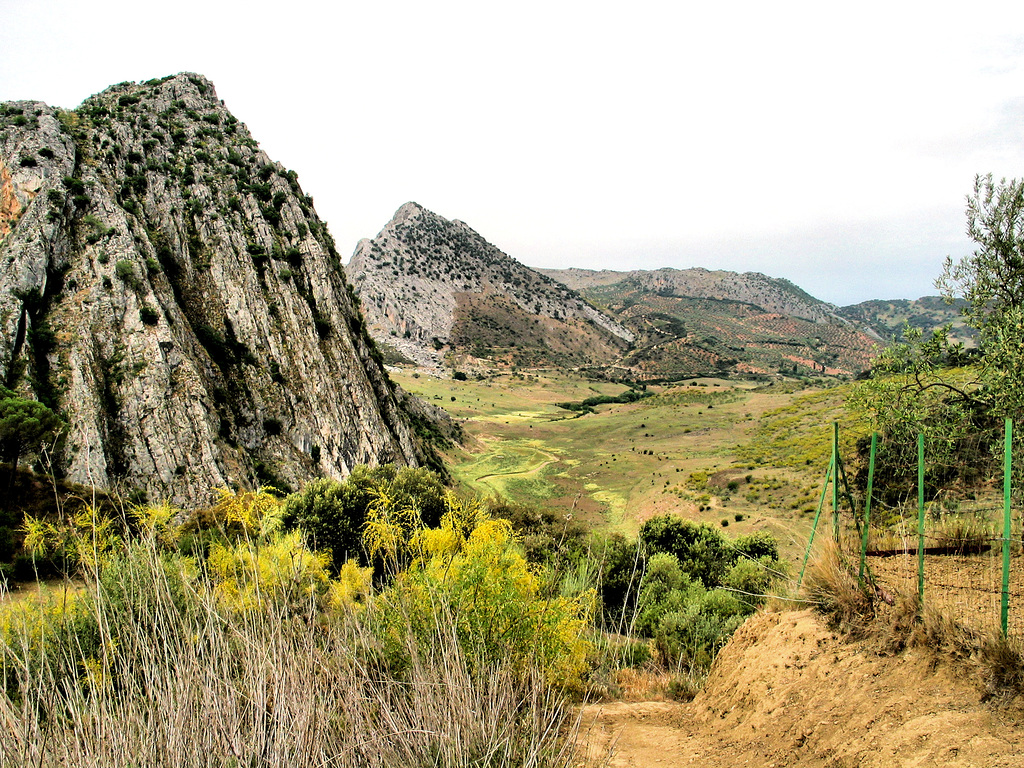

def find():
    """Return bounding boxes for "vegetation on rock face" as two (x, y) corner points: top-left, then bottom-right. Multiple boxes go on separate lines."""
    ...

(0, 388), (61, 490)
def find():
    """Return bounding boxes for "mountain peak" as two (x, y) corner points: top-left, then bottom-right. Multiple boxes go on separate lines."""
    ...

(346, 205), (633, 370)
(392, 201), (426, 224)
(0, 74), (436, 502)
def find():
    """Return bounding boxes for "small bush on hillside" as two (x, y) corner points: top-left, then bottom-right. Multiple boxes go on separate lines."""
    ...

(139, 304), (159, 325)
(633, 516), (784, 672)
(114, 259), (139, 289)
(283, 465), (446, 573)
(639, 515), (732, 588)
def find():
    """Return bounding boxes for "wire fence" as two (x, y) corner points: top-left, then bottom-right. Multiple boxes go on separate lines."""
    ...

(800, 420), (1022, 642)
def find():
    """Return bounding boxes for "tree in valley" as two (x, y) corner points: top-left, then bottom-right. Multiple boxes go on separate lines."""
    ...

(0, 387), (62, 494)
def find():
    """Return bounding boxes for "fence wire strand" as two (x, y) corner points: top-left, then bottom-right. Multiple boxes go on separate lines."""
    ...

(825, 424), (1022, 641)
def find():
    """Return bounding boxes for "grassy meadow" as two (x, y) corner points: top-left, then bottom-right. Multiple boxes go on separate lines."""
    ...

(394, 370), (868, 560)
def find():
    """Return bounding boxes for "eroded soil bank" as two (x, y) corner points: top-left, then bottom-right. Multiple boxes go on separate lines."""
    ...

(581, 610), (1023, 767)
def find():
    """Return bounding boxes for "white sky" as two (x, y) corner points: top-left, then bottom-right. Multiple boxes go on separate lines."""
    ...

(3, 1), (1024, 305)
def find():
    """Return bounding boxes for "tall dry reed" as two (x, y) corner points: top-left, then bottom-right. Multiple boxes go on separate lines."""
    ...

(0, 537), (580, 767)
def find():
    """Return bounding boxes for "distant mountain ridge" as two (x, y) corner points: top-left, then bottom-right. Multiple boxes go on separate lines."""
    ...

(540, 267), (878, 377)
(539, 267), (837, 323)
(347, 206), (967, 380)
(346, 203), (633, 370)
(835, 296), (974, 346)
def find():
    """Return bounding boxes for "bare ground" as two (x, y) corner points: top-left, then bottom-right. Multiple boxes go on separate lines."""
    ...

(580, 610), (1024, 767)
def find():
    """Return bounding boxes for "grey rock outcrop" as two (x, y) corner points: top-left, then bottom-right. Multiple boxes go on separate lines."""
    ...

(346, 202), (633, 370)
(0, 74), (433, 504)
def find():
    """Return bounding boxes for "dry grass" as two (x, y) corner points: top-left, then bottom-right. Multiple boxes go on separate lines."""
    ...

(0, 540), (581, 768)
(915, 606), (1024, 699)
(802, 540), (1024, 699)
(801, 541), (875, 636)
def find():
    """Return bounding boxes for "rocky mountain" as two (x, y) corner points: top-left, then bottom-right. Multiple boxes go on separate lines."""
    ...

(0, 74), (441, 505)
(346, 203), (634, 369)
(539, 267), (835, 323)
(348, 218), (890, 380)
(540, 267), (881, 378)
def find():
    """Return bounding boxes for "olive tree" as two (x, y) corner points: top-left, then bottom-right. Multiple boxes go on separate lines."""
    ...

(856, 174), (1024, 498)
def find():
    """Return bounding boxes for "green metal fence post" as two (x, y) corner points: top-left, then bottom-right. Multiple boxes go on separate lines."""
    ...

(1002, 418), (1012, 637)
(832, 422), (840, 542)
(917, 432), (925, 609)
(859, 432), (877, 582)
(798, 455), (834, 589)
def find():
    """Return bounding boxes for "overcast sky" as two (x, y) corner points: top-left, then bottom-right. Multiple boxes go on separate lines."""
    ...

(3, 1), (1024, 305)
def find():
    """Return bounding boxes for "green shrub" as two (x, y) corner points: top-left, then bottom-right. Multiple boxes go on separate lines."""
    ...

(590, 531), (642, 630)
(639, 515), (731, 588)
(115, 260), (136, 285)
(634, 538), (781, 672)
(654, 589), (746, 670)
(733, 530), (779, 561)
(283, 465), (447, 573)
(314, 316), (332, 338)
(139, 305), (160, 325)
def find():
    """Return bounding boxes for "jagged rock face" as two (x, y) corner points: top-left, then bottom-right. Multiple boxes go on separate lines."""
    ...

(0, 74), (426, 504)
(346, 203), (634, 370)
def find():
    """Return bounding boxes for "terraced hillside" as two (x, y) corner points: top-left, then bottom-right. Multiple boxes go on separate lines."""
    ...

(545, 268), (881, 378)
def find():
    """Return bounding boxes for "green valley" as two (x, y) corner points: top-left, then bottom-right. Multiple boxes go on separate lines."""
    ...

(393, 370), (864, 560)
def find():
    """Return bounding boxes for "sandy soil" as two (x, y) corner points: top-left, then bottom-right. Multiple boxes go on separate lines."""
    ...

(580, 610), (1024, 767)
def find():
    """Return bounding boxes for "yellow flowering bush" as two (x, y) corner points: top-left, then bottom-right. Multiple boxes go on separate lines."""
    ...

(326, 559), (374, 613)
(375, 495), (594, 690)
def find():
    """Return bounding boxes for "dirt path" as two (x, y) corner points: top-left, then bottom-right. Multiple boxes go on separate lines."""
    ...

(580, 610), (1024, 767)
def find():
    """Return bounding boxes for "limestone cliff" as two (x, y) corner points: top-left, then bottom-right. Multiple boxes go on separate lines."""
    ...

(346, 202), (634, 370)
(0, 74), (433, 504)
